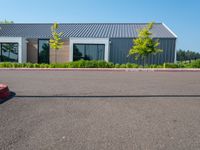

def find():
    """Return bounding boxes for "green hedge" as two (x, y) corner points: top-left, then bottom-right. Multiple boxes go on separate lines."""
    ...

(0, 60), (115, 68)
(0, 60), (200, 68)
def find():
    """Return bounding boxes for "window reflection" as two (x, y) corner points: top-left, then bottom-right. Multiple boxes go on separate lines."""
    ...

(73, 44), (105, 61)
(38, 40), (49, 64)
(0, 43), (18, 62)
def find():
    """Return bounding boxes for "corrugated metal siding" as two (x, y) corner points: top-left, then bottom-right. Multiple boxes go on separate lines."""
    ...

(109, 38), (176, 64)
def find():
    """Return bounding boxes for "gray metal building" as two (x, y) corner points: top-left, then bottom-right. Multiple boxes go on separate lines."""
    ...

(0, 23), (177, 64)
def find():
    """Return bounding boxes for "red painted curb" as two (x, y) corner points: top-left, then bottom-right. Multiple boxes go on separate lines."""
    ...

(0, 84), (10, 100)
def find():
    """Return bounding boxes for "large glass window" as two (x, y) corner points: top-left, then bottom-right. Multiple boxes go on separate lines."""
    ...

(0, 43), (18, 62)
(73, 44), (105, 61)
(38, 40), (49, 64)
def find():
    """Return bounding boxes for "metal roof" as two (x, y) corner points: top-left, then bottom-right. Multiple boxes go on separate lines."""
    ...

(0, 23), (177, 38)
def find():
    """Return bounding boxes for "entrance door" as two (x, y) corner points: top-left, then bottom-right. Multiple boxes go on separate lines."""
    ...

(38, 39), (49, 64)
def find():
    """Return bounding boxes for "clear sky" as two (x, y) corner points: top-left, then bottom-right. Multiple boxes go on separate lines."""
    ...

(0, 0), (199, 52)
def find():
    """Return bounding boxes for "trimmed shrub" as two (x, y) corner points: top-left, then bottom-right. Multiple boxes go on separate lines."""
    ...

(115, 64), (120, 68)
(53, 63), (66, 68)
(76, 60), (86, 68)
(33, 63), (40, 68)
(164, 63), (179, 68)
(120, 64), (127, 68)
(1, 59), (200, 68)
(99, 61), (114, 68)
(13, 63), (21, 68)
(0, 62), (13, 68)
(126, 63), (131, 68)
(84, 60), (98, 68)
(126, 63), (139, 68)
(148, 64), (158, 68)
(25, 63), (34, 68)
(39, 63), (48, 68)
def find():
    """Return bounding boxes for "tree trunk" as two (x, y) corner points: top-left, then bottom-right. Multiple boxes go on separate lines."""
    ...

(143, 56), (147, 68)
(143, 57), (145, 68)
(55, 50), (57, 63)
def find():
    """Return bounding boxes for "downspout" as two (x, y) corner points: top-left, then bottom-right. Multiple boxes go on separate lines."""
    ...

(174, 38), (177, 63)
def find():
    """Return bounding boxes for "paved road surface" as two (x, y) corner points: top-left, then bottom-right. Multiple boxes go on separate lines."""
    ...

(0, 71), (200, 150)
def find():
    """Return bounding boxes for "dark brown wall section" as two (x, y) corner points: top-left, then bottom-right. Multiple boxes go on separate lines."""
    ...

(27, 39), (38, 63)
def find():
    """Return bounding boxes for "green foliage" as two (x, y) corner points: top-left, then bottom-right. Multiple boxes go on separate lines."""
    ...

(1, 60), (200, 68)
(0, 62), (12, 68)
(129, 22), (163, 66)
(50, 23), (64, 50)
(148, 64), (161, 68)
(97, 61), (114, 68)
(0, 20), (14, 24)
(115, 64), (120, 68)
(119, 64), (126, 68)
(0, 61), (115, 68)
(49, 23), (64, 63)
(177, 49), (200, 62)
(186, 59), (200, 68)
(126, 63), (139, 68)
(163, 63), (179, 68)
(114, 63), (140, 68)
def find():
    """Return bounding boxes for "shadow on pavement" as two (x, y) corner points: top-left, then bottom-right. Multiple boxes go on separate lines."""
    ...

(0, 92), (16, 104)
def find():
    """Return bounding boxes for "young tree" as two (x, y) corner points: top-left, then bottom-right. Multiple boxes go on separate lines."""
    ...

(49, 23), (64, 63)
(129, 22), (163, 66)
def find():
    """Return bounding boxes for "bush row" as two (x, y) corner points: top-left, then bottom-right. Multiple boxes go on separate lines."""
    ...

(0, 60), (200, 68)
(0, 60), (115, 68)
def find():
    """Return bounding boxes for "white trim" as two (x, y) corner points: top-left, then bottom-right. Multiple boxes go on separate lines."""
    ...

(69, 38), (109, 62)
(162, 23), (177, 63)
(162, 23), (178, 38)
(0, 37), (27, 63)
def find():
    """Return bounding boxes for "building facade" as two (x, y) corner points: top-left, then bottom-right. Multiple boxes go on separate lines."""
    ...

(0, 23), (177, 64)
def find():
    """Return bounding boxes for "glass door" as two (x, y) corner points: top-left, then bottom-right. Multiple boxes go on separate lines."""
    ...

(38, 39), (49, 64)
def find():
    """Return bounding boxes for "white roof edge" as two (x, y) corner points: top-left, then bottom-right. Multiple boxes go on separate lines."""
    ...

(162, 23), (178, 38)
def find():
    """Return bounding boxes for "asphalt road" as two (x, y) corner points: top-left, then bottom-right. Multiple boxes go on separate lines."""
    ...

(0, 71), (200, 150)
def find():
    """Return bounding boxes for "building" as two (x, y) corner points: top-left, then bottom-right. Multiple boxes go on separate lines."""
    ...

(0, 23), (177, 64)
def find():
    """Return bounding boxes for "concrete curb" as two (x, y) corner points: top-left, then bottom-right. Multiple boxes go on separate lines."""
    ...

(0, 68), (200, 72)
(0, 84), (10, 101)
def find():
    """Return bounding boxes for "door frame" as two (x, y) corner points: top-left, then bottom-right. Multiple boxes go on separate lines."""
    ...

(38, 39), (50, 64)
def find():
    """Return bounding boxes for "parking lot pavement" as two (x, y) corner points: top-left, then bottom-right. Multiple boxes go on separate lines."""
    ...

(0, 70), (200, 96)
(1, 71), (200, 150)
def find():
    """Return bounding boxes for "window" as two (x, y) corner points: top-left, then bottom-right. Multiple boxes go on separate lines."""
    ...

(0, 43), (18, 62)
(38, 39), (49, 64)
(73, 44), (105, 61)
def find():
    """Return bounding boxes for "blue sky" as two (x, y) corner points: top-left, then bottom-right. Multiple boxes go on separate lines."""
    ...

(0, 0), (199, 52)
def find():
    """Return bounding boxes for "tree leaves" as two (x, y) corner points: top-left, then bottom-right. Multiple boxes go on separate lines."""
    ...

(49, 23), (64, 63)
(177, 49), (200, 62)
(129, 22), (163, 64)
(49, 23), (64, 50)
(0, 20), (14, 24)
